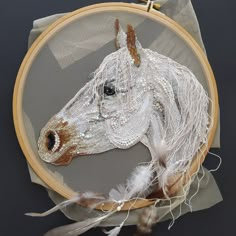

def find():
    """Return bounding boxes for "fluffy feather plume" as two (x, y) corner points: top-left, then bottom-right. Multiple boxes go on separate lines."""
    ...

(127, 165), (154, 198)
(26, 192), (105, 217)
(134, 206), (158, 236)
(103, 222), (124, 236)
(109, 184), (127, 202)
(109, 165), (154, 201)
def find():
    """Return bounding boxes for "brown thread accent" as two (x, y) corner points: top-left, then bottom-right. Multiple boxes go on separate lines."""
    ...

(57, 130), (72, 149)
(115, 19), (120, 49)
(127, 24), (141, 67)
(55, 120), (68, 129)
(53, 145), (77, 166)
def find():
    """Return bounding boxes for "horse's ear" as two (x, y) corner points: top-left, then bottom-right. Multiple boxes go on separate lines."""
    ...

(114, 20), (142, 56)
(105, 94), (153, 149)
(126, 24), (141, 67)
(115, 19), (127, 49)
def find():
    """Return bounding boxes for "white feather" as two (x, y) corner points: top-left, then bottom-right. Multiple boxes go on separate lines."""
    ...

(109, 184), (127, 202)
(126, 165), (154, 198)
(44, 212), (114, 236)
(103, 223), (124, 236)
(26, 192), (105, 217)
(109, 165), (154, 201)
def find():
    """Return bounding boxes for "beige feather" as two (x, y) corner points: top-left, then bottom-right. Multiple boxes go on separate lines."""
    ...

(134, 206), (158, 236)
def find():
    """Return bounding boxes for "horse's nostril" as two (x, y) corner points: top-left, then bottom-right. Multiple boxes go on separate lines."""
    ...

(46, 131), (56, 151)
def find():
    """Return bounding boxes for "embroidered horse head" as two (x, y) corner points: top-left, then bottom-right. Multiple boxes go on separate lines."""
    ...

(38, 20), (209, 188)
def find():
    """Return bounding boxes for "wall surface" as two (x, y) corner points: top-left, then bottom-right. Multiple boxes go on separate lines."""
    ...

(0, 0), (235, 235)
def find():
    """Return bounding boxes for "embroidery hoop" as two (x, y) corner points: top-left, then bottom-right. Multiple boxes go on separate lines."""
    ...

(13, 2), (219, 211)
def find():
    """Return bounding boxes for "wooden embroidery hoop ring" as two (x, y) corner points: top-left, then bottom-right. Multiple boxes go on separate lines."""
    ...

(13, 2), (219, 211)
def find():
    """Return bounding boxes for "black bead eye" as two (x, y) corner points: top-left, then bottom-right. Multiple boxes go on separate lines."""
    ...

(104, 84), (116, 96)
(46, 131), (56, 151)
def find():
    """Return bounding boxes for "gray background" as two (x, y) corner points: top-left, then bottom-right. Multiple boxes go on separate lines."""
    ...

(0, 0), (234, 235)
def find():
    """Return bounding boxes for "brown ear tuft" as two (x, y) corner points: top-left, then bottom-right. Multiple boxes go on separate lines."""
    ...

(115, 19), (120, 36)
(126, 24), (141, 67)
(115, 19), (120, 49)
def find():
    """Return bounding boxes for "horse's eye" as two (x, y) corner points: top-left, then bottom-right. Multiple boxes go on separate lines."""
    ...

(46, 131), (56, 151)
(104, 85), (116, 96)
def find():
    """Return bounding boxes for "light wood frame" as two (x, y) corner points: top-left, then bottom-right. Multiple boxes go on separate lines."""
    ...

(13, 2), (219, 211)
